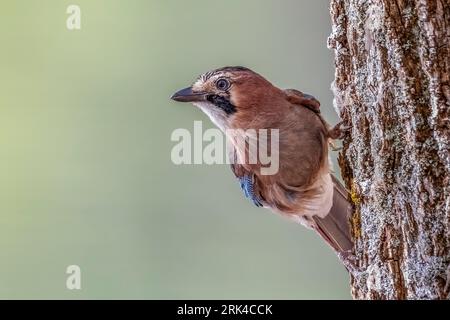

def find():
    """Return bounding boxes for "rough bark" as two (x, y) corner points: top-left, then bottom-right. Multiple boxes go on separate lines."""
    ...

(328, 0), (450, 299)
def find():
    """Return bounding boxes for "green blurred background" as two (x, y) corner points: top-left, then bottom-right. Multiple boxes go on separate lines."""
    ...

(0, 0), (350, 299)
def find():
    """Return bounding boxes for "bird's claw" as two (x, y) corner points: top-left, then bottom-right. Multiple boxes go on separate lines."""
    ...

(329, 121), (351, 140)
(337, 250), (365, 274)
(331, 146), (343, 152)
(329, 140), (343, 151)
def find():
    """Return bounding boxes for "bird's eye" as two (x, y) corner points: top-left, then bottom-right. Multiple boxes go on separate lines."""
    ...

(216, 78), (230, 91)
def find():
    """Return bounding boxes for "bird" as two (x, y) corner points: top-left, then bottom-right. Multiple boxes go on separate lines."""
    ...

(171, 66), (354, 264)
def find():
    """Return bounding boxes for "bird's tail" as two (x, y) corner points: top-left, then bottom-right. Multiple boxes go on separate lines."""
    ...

(312, 175), (353, 254)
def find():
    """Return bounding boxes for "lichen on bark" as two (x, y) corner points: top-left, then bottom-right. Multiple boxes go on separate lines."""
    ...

(328, 0), (450, 299)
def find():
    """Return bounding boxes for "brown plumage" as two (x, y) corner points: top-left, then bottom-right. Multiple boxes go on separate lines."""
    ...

(171, 66), (353, 262)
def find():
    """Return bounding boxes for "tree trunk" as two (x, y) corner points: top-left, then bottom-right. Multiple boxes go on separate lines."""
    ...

(328, 0), (450, 299)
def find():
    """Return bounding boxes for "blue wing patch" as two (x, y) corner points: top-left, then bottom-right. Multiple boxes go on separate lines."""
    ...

(239, 175), (263, 207)
(303, 93), (316, 100)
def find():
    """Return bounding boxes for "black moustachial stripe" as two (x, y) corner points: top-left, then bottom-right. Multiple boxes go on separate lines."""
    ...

(207, 95), (237, 115)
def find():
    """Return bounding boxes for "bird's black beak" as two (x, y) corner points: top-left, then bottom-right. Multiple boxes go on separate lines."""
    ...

(170, 87), (208, 103)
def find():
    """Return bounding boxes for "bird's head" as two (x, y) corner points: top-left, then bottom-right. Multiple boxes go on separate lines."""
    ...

(171, 66), (280, 130)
